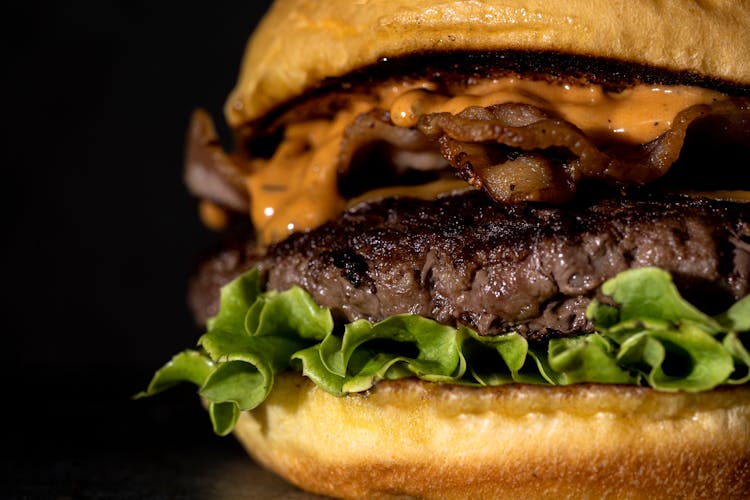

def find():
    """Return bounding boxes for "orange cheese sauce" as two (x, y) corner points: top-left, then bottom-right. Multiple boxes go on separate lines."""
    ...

(680, 190), (750, 202)
(244, 77), (727, 245)
(199, 199), (231, 230)
(389, 79), (724, 144)
(247, 101), (373, 244)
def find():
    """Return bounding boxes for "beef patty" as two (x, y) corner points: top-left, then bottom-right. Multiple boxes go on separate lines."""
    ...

(190, 191), (750, 343)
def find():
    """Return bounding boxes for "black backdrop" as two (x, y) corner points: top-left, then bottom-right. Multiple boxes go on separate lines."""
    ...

(4, 2), (302, 497)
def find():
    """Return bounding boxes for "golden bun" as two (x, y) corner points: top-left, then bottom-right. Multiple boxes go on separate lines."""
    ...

(226, 0), (750, 126)
(234, 373), (750, 499)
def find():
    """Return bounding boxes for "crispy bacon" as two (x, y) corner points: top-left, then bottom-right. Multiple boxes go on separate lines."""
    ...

(337, 109), (439, 173)
(416, 99), (750, 203)
(185, 97), (750, 213)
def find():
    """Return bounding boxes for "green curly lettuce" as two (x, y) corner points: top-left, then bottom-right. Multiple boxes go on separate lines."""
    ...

(139, 267), (749, 434)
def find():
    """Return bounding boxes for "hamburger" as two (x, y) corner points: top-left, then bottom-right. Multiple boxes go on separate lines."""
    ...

(141, 0), (750, 498)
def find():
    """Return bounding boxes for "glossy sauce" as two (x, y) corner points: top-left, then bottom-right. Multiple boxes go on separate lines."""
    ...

(389, 79), (724, 144)
(199, 199), (230, 230)
(245, 77), (727, 245)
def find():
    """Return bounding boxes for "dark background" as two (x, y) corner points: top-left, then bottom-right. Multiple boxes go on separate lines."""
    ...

(1, 2), (326, 497)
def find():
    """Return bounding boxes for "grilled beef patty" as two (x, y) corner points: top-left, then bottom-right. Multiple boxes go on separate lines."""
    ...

(190, 191), (750, 343)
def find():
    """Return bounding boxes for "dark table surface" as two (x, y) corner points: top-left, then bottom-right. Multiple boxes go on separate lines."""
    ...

(4, 2), (324, 498)
(5, 371), (327, 499)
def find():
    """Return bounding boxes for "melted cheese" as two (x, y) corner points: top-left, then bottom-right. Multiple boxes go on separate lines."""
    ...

(244, 77), (727, 245)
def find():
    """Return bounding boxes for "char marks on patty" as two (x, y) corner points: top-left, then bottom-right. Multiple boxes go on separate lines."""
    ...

(189, 191), (750, 344)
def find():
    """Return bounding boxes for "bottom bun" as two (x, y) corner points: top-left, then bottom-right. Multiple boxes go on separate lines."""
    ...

(233, 373), (750, 499)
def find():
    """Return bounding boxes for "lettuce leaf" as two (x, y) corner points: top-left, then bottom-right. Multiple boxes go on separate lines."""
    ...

(141, 267), (749, 434)
(585, 268), (739, 391)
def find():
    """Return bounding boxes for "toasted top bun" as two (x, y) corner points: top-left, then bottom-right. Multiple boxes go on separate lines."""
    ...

(225, 0), (750, 126)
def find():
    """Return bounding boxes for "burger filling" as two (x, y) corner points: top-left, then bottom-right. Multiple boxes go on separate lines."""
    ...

(189, 192), (749, 340)
(186, 71), (750, 244)
(149, 60), (750, 434)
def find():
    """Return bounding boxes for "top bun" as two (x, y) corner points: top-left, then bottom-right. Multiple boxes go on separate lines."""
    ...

(225, 0), (750, 126)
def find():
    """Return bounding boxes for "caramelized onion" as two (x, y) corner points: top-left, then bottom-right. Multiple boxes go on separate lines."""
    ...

(184, 109), (249, 212)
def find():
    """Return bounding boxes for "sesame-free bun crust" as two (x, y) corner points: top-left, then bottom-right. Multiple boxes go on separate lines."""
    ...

(226, 0), (750, 126)
(234, 373), (750, 499)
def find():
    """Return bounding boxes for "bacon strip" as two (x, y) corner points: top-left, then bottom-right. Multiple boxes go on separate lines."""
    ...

(185, 97), (750, 214)
(416, 99), (750, 203)
(337, 109), (438, 174)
